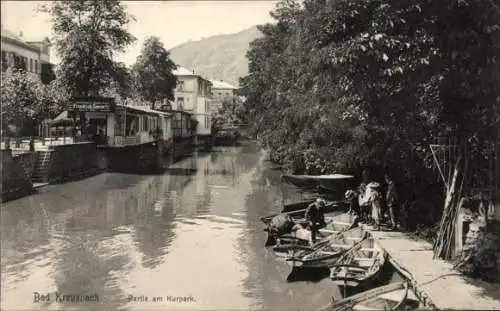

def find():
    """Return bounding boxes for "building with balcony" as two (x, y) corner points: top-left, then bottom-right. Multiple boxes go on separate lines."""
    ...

(1, 25), (51, 80)
(172, 66), (214, 148)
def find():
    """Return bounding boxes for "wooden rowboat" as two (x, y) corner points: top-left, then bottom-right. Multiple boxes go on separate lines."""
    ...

(318, 281), (420, 311)
(284, 226), (367, 268)
(260, 200), (342, 225)
(329, 234), (386, 288)
(270, 212), (359, 249)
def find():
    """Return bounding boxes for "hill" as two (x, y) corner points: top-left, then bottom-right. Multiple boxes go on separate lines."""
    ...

(169, 26), (262, 87)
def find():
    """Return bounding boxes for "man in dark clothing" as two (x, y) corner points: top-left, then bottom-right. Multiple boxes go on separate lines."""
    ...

(384, 173), (398, 230)
(345, 190), (360, 215)
(305, 198), (327, 243)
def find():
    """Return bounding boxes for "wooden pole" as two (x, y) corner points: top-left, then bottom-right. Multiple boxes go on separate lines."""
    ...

(434, 155), (462, 259)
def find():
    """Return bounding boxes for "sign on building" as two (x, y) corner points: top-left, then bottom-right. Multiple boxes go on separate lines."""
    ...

(69, 97), (116, 113)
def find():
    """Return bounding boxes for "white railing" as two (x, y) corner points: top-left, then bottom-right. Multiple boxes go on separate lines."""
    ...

(1, 136), (91, 154)
(110, 135), (155, 147)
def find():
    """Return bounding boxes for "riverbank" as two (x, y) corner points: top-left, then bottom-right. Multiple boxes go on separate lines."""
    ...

(369, 229), (500, 310)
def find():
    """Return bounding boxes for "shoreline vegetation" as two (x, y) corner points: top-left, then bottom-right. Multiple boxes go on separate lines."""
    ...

(242, 0), (499, 282)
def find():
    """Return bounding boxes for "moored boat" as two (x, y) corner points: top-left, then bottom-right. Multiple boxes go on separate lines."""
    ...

(283, 226), (367, 268)
(329, 234), (386, 288)
(263, 202), (350, 247)
(263, 174), (355, 246)
(267, 210), (359, 248)
(318, 281), (421, 311)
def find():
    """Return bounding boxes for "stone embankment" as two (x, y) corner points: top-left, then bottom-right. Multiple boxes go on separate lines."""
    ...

(1, 142), (103, 203)
(371, 230), (500, 310)
(1, 149), (34, 202)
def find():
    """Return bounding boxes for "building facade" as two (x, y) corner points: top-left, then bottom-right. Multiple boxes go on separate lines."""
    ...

(209, 80), (238, 115)
(1, 25), (51, 80)
(172, 67), (213, 142)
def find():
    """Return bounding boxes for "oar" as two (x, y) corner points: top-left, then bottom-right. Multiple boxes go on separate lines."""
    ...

(262, 208), (308, 222)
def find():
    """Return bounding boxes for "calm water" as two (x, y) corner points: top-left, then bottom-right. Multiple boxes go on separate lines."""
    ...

(1, 143), (344, 311)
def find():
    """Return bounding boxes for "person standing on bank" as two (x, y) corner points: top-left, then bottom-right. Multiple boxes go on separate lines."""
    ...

(367, 182), (382, 231)
(358, 169), (372, 223)
(385, 173), (398, 230)
(305, 198), (327, 244)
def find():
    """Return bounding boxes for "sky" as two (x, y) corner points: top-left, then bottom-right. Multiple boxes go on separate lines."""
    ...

(1, 0), (278, 66)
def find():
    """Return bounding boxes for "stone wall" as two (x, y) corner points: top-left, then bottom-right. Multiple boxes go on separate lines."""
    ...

(47, 142), (101, 183)
(1, 150), (33, 202)
(14, 152), (38, 179)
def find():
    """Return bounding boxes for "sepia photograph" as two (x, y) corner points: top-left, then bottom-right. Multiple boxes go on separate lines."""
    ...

(1, 0), (499, 310)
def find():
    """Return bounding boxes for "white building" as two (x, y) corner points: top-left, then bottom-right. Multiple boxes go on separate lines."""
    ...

(1, 25), (51, 80)
(172, 66), (213, 140)
(209, 79), (238, 115)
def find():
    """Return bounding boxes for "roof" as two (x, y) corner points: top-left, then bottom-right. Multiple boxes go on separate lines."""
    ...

(120, 104), (172, 117)
(210, 80), (237, 90)
(1, 26), (24, 42)
(1, 25), (49, 53)
(173, 66), (196, 76)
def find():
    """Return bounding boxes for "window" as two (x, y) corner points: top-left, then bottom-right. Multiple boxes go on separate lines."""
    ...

(30, 59), (33, 72)
(177, 97), (184, 111)
(142, 116), (148, 131)
(205, 115), (210, 128)
(34, 60), (38, 73)
(205, 102), (210, 113)
(177, 80), (185, 91)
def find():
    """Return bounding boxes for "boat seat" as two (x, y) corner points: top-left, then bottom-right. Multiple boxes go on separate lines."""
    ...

(319, 229), (340, 234)
(330, 221), (353, 226)
(329, 244), (356, 249)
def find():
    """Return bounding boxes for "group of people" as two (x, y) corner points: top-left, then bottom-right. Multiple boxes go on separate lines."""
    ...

(271, 170), (399, 246)
(346, 170), (398, 231)
(301, 170), (399, 245)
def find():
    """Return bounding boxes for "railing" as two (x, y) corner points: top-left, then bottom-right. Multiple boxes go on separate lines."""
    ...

(1, 136), (91, 154)
(109, 134), (156, 147)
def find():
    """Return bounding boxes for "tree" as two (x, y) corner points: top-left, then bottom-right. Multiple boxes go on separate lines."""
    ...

(1, 69), (65, 136)
(41, 63), (56, 85)
(241, 0), (500, 229)
(101, 61), (134, 101)
(131, 36), (177, 105)
(213, 96), (247, 127)
(43, 0), (135, 97)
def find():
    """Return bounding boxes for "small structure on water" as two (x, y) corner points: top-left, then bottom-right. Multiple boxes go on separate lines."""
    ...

(65, 97), (197, 173)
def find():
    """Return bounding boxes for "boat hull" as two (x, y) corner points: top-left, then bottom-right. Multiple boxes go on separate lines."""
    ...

(286, 253), (342, 268)
(318, 282), (417, 311)
(102, 141), (167, 174)
(329, 236), (386, 289)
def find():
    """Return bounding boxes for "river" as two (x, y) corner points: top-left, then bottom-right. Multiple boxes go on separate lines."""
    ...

(1, 143), (346, 311)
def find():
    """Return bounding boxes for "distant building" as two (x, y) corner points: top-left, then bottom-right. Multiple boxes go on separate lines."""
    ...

(209, 79), (238, 115)
(1, 25), (51, 80)
(172, 66), (213, 145)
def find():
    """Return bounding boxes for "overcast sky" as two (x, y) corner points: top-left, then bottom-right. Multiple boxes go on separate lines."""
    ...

(1, 0), (278, 66)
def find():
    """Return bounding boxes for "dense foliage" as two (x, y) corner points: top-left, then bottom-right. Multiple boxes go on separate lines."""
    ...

(212, 96), (248, 128)
(1, 68), (68, 136)
(131, 36), (177, 105)
(240, 0), (500, 228)
(43, 0), (136, 97)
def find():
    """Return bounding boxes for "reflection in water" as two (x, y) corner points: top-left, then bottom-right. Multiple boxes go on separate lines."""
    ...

(1, 144), (340, 311)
